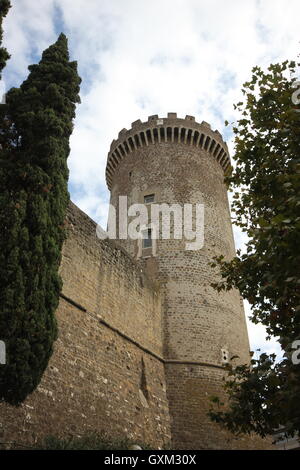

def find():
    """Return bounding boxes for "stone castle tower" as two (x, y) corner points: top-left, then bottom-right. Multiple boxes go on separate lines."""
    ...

(0, 113), (270, 450)
(105, 113), (254, 449)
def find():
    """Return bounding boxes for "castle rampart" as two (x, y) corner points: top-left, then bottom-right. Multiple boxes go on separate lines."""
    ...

(106, 114), (270, 449)
(106, 113), (231, 190)
(0, 114), (271, 450)
(0, 203), (171, 448)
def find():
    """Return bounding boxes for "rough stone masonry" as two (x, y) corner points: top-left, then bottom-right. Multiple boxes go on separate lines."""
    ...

(0, 113), (271, 449)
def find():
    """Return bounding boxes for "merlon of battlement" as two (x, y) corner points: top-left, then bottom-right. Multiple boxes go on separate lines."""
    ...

(105, 114), (231, 190)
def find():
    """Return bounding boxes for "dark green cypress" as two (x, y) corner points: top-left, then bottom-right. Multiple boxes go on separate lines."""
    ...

(0, 33), (81, 405)
(0, 0), (10, 78)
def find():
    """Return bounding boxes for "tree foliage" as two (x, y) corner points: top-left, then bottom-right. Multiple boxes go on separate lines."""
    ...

(0, 0), (10, 79)
(209, 60), (300, 440)
(0, 33), (81, 405)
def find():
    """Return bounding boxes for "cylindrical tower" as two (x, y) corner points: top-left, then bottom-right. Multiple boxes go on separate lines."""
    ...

(105, 113), (266, 449)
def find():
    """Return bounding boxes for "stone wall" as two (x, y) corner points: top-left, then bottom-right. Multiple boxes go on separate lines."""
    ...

(0, 112), (273, 450)
(106, 113), (271, 449)
(165, 363), (270, 450)
(0, 202), (171, 449)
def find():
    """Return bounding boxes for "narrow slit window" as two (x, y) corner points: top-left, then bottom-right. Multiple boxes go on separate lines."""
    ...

(142, 228), (152, 249)
(144, 194), (155, 204)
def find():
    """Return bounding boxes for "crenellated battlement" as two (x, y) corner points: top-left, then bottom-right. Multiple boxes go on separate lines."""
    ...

(106, 113), (231, 190)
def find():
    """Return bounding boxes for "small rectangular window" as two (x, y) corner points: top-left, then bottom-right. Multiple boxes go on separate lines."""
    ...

(142, 228), (152, 249)
(144, 194), (155, 204)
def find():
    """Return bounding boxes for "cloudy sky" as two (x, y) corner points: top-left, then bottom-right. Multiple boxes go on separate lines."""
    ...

(1, 0), (299, 358)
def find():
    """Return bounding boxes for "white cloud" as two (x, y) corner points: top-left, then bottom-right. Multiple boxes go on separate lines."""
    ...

(4, 0), (56, 83)
(2, 0), (298, 355)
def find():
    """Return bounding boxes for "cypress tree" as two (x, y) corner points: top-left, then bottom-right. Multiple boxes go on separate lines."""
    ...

(0, 0), (10, 78)
(0, 33), (81, 405)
